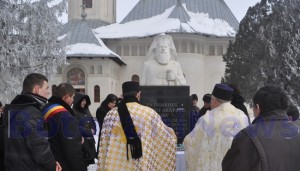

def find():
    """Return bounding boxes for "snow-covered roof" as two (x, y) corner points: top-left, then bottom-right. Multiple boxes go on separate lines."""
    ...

(60, 19), (126, 65)
(94, 2), (236, 39)
(122, 0), (238, 29)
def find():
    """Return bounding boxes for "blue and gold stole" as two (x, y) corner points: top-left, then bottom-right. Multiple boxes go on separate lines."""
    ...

(43, 104), (67, 121)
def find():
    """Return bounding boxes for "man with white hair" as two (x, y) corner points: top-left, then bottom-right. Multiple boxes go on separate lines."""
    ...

(184, 83), (248, 171)
(141, 34), (186, 86)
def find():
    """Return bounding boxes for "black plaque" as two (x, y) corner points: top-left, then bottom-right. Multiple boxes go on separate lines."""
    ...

(140, 86), (191, 144)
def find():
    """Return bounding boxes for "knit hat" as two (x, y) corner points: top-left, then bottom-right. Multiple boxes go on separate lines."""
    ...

(202, 94), (211, 103)
(212, 84), (233, 101)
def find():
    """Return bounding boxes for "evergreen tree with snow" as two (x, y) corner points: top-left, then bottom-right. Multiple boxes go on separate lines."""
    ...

(223, 0), (300, 105)
(0, 0), (67, 103)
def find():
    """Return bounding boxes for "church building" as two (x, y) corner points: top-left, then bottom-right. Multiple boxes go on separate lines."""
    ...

(51, 0), (239, 115)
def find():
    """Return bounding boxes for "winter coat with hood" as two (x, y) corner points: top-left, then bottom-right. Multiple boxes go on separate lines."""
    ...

(3, 92), (56, 171)
(72, 92), (96, 166)
(42, 96), (85, 171)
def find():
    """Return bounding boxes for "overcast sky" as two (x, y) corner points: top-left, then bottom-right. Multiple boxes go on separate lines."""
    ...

(116, 0), (261, 22)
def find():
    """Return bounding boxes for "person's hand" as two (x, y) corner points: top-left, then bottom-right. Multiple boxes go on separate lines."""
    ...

(56, 161), (62, 171)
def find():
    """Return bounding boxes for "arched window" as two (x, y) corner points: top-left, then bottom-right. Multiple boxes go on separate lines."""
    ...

(89, 65), (94, 74)
(217, 45), (223, 55)
(124, 46), (129, 56)
(94, 85), (100, 102)
(181, 42), (187, 53)
(132, 45), (137, 56)
(190, 42), (195, 53)
(67, 68), (85, 85)
(83, 0), (92, 8)
(197, 44), (202, 54)
(131, 74), (140, 83)
(97, 65), (102, 74)
(139, 46), (146, 56)
(209, 45), (215, 55)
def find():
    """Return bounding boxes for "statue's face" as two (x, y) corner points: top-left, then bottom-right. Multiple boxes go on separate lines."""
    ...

(155, 41), (171, 65)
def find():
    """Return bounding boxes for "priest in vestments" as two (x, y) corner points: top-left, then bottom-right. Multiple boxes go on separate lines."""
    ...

(97, 81), (177, 171)
(184, 84), (249, 171)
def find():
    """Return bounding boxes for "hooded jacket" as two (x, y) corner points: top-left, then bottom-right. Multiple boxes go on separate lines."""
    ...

(72, 92), (96, 166)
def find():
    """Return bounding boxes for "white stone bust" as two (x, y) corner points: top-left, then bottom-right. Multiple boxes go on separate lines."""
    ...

(141, 34), (186, 86)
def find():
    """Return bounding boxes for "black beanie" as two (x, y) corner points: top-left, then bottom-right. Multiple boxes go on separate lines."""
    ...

(212, 84), (233, 101)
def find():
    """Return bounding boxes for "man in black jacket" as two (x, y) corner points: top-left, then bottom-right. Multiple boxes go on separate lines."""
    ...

(222, 85), (300, 171)
(3, 73), (61, 171)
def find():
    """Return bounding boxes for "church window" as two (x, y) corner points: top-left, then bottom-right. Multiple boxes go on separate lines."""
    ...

(97, 65), (102, 74)
(116, 46), (121, 55)
(94, 85), (100, 102)
(131, 74), (140, 83)
(89, 65), (94, 74)
(83, 0), (92, 8)
(139, 46), (146, 56)
(197, 44), (202, 54)
(132, 45), (137, 56)
(209, 45), (215, 55)
(67, 68), (85, 85)
(217, 45), (223, 55)
(181, 42), (187, 53)
(190, 42), (195, 53)
(124, 46), (129, 56)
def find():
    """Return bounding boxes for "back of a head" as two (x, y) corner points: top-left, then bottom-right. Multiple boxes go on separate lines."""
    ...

(53, 83), (75, 98)
(190, 94), (198, 101)
(23, 73), (48, 93)
(122, 81), (140, 97)
(253, 85), (288, 114)
(228, 83), (241, 95)
(287, 105), (299, 121)
(202, 94), (211, 103)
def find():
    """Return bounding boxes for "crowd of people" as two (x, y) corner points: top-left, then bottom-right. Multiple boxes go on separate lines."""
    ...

(0, 73), (300, 171)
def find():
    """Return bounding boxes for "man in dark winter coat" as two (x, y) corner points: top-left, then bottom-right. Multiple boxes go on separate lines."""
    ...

(3, 73), (61, 171)
(43, 83), (86, 171)
(222, 85), (300, 171)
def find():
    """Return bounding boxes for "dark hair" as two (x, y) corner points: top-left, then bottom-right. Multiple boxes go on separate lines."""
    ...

(228, 83), (241, 94)
(253, 85), (288, 114)
(287, 105), (299, 121)
(100, 94), (118, 111)
(190, 94), (198, 101)
(105, 94), (118, 103)
(52, 83), (75, 98)
(0, 101), (2, 107)
(23, 73), (48, 93)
